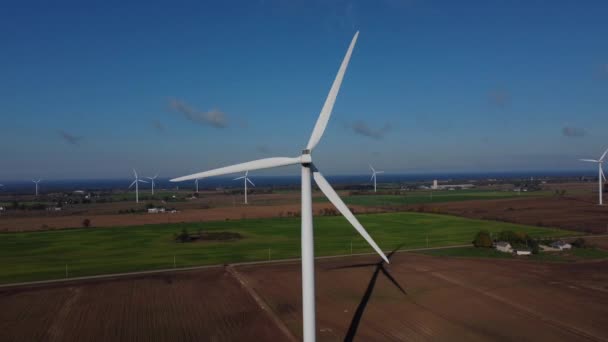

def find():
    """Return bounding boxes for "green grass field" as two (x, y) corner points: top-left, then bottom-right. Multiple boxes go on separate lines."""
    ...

(314, 190), (549, 207)
(0, 212), (575, 284)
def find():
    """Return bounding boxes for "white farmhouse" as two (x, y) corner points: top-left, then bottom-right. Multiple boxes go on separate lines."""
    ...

(550, 241), (572, 251)
(496, 241), (513, 253)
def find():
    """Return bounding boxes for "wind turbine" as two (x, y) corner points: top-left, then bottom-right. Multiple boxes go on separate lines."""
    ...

(129, 169), (148, 203)
(32, 179), (41, 196)
(171, 32), (388, 342)
(369, 165), (384, 193)
(146, 173), (158, 195)
(233, 171), (255, 204)
(194, 179), (199, 193)
(580, 147), (608, 205)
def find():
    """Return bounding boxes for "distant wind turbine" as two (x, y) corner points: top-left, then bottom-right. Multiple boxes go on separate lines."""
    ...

(194, 178), (199, 193)
(32, 179), (41, 196)
(129, 169), (148, 203)
(369, 165), (384, 193)
(580, 147), (608, 205)
(146, 173), (158, 195)
(170, 31), (388, 342)
(233, 171), (255, 204)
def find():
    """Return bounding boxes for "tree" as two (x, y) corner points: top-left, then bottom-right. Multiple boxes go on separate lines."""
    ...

(82, 218), (91, 228)
(473, 230), (493, 248)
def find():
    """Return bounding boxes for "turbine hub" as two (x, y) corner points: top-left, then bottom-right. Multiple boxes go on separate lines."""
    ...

(301, 149), (312, 165)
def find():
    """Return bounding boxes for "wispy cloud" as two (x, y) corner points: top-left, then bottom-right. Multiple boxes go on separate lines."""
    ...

(488, 89), (511, 107)
(152, 120), (165, 133)
(168, 98), (228, 128)
(562, 126), (586, 138)
(58, 130), (83, 145)
(348, 121), (391, 140)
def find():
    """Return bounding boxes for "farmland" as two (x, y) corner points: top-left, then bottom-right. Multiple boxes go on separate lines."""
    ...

(0, 212), (574, 284)
(314, 189), (549, 207)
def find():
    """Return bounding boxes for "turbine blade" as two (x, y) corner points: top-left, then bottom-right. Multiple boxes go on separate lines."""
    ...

(133, 169), (138, 178)
(376, 171), (384, 174)
(247, 178), (255, 187)
(312, 165), (389, 263)
(129, 180), (136, 188)
(580, 159), (599, 163)
(603, 169), (607, 183)
(370, 174), (375, 182)
(369, 164), (375, 172)
(171, 157), (301, 182)
(306, 32), (359, 150)
(601, 147), (608, 162)
(139, 180), (149, 183)
(233, 176), (246, 180)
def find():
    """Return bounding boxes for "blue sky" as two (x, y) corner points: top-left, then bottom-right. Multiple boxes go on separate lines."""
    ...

(1, 0), (607, 180)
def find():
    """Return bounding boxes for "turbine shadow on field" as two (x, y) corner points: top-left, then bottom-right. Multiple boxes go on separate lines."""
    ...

(332, 245), (407, 342)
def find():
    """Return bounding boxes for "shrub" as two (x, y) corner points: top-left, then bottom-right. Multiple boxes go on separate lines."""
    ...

(473, 230), (493, 248)
(571, 238), (586, 248)
(82, 218), (91, 228)
(175, 228), (190, 243)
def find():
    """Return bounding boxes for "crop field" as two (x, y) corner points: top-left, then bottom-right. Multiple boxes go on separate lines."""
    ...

(314, 189), (549, 207)
(0, 212), (574, 284)
(0, 267), (290, 342)
(238, 253), (608, 341)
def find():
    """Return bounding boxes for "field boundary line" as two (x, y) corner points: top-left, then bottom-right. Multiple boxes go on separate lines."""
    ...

(226, 265), (298, 342)
(1, 234), (604, 289)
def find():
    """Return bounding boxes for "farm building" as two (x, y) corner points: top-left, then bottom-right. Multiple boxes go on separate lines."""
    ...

(516, 250), (531, 256)
(551, 241), (572, 250)
(147, 207), (166, 214)
(496, 241), (513, 253)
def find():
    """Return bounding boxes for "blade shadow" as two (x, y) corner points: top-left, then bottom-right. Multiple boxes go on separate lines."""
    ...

(340, 244), (407, 342)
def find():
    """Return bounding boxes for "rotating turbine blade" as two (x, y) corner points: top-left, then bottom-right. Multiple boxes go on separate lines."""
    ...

(369, 164), (375, 173)
(600, 147), (608, 162)
(139, 180), (149, 183)
(233, 176), (246, 180)
(128, 180), (137, 189)
(580, 159), (599, 163)
(376, 171), (384, 174)
(312, 165), (389, 263)
(171, 157), (301, 182)
(603, 169), (607, 183)
(133, 169), (138, 179)
(247, 178), (255, 187)
(306, 32), (359, 151)
(370, 173), (375, 182)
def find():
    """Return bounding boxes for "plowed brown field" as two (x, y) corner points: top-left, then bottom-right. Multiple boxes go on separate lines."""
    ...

(237, 253), (608, 341)
(0, 267), (291, 342)
(413, 195), (608, 233)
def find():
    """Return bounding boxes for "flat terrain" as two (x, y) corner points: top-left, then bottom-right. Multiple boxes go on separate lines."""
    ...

(0, 212), (573, 284)
(0, 267), (289, 342)
(2, 252), (607, 341)
(0, 189), (548, 232)
(412, 195), (608, 233)
(237, 253), (608, 341)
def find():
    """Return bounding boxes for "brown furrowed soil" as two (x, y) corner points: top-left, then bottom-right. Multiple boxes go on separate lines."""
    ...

(237, 253), (608, 341)
(0, 202), (372, 232)
(411, 194), (608, 233)
(0, 267), (290, 342)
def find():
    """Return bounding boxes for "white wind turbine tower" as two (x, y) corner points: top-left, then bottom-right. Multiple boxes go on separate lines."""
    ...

(369, 164), (384, 193)
(580, 147), (608, 205)
(146, 173), (158, 195)
(32, 179), (41, 196)
(129, 169), (148, 203)
(194, 178), (199, 193)
(233, 171), (255, 204)
(171, 32), (388, 342)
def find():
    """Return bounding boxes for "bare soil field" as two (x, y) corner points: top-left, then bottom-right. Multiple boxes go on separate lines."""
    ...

(0, 267), (291, 342)
(237, 253), (608, 341)
(0, 202), (372, 232)
(411, 195), (608, 233)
